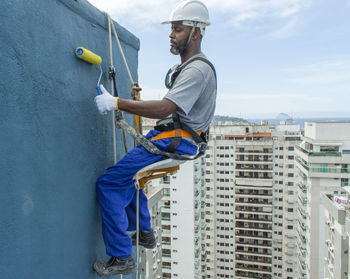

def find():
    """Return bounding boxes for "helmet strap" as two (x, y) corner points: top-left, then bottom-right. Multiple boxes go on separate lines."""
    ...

(184, 27), (196, 50)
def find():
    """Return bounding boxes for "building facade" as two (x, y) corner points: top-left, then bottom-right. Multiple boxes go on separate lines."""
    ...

(321, 190), (349, 279)
(205, 122), (301, 279)
(142, 117), (207, 279)
(159, 158), (207, 278)
(295, 122), (350, 279)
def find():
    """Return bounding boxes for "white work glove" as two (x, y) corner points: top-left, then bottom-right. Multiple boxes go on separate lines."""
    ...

(94, 84), (117, 115)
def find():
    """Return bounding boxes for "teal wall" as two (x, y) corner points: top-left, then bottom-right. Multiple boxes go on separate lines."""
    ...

(0, 0), (138, 278)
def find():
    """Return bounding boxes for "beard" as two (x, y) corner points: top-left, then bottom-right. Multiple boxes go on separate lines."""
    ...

(170, 37), (189, 55)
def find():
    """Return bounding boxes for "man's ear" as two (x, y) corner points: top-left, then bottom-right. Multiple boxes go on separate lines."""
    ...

(192, 28), (201, 40)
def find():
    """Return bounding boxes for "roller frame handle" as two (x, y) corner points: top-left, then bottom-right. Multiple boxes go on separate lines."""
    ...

(96, 85), (102, 95)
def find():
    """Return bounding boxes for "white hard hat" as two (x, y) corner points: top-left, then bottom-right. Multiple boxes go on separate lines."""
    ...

(162, 0), (210, 36)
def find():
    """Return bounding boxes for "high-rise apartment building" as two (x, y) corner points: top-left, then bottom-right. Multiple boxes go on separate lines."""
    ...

(142, 117), (207, 279)
(295, 122), (350, 279)
(321, 189), (349, 279)
(140, 185), (164, 279)
(157, 158), (207, 278)
(205, 122), (301, 279)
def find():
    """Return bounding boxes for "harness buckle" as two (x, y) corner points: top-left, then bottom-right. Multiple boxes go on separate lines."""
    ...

(108, 66), (116, 79)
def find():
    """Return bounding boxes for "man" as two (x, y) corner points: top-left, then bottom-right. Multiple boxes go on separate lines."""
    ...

(93, 0), (216, 276)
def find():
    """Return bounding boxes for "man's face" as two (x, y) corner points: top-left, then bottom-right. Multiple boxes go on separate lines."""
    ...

(169, 22), (192, 55)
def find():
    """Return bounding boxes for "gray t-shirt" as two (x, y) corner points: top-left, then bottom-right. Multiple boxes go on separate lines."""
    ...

(162, 53), (217, 132)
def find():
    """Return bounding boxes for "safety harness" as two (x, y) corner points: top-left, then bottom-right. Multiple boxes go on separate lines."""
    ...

(155, 56), (217, 158)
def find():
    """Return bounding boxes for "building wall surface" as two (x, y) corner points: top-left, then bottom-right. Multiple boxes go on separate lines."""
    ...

(205, 123), (301, 279)
(0, 1), (139, 278)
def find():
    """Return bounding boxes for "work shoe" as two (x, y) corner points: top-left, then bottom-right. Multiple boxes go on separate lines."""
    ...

(131, 230), (157, 249)
(93, 255), (136, 276)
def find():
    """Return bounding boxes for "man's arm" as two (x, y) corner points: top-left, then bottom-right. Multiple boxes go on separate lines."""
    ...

(94, 84), (177, 119)
(118, 98), (177, 119)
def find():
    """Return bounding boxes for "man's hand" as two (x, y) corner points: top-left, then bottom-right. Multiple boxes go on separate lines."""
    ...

(94, 84), (117, 115)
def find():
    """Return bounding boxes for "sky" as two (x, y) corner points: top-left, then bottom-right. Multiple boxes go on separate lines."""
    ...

(87, 0), (350, 119)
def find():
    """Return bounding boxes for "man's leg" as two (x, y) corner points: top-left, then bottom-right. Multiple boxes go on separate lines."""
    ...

(96, 144), (163, 258)
(126, 190), (157, 249)
(126, 190), (152, 232)
(94, 130), (198, 275)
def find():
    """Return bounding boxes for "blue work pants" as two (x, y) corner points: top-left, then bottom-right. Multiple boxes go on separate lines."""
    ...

(96, 129), (197, 258)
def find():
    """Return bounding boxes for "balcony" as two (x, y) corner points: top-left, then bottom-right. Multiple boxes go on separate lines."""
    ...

(298, 243), (307, 258)
(298, 207), (308, 220)
(236, 230), (272, 239)
(235, 269), (272, 279)
(236, 262), (272, 273)
(236, 172), (273, 180)
(236, 255), (272, 264)
(236, 222), (272, 231)
(236, 190), (272, 196)
(235, 155), (273, 162)
(162, 250), (171, 258)
(297, 253), (307, 271)
(235, 215), (272, 222)
(296, 227), (307, 247)
(235, 198), (272, 205)
(298, 182), (307, 194)
(236, 239), (272, 247)
(295, 145), (341, 157)
(235, 206), (272, 214)
(236, 164), (273, 171)
(235, 247), (272, 256)
(236, 148), (273, 154)
(297, 218), (307, 232)
(298, 195), (308, 207)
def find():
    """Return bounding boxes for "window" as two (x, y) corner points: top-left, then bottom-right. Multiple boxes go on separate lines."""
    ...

(320, 145), (339, 152)
(320, 163), (328, 172)
(341, 178), (349, 187)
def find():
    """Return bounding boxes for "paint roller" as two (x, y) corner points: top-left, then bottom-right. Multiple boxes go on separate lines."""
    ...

(75, 47), (103, 95)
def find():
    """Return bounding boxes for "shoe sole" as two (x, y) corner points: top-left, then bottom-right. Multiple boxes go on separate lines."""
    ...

(93, 261), (137, 276)
(132, 240), (156, 249)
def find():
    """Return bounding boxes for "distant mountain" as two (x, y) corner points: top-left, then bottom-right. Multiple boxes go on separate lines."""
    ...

(212, 115), (249, 125)
(276, 113), (292, 120)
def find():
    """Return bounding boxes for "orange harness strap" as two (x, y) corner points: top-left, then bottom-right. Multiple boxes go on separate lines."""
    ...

(151, 129), (201, 141)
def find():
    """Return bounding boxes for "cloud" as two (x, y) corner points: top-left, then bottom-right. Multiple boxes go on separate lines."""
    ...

(268, 16), (300, 38)
(284, 59), (350, 85)
(208, 0), (309, 21)
(88, 0), (311, 29)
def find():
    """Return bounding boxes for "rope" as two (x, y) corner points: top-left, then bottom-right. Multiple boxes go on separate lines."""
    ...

(107, 14), (134, 85)
(107, 13), (128, 155)
(106, 14), (118, 164)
